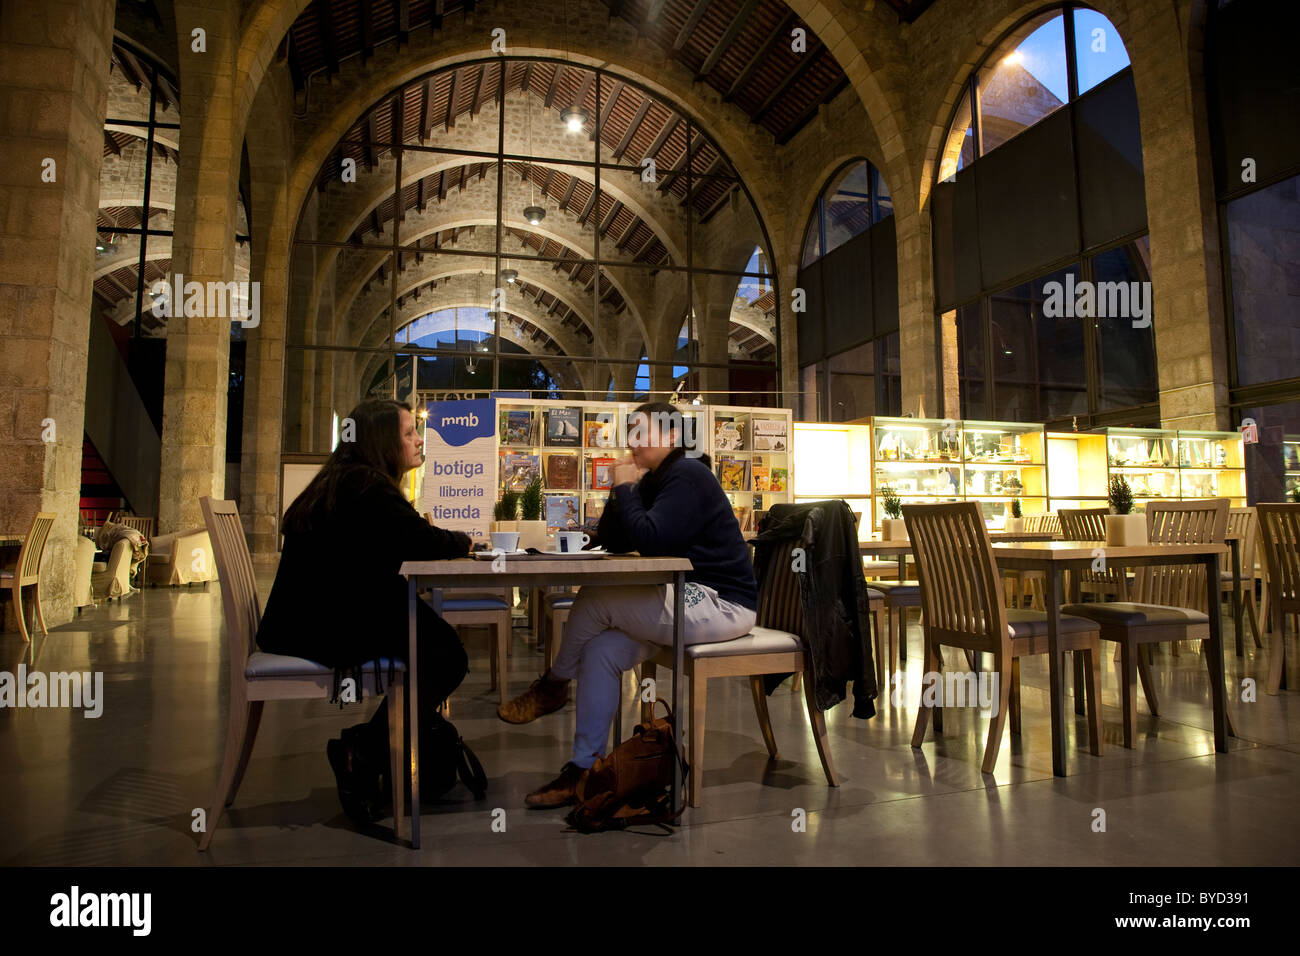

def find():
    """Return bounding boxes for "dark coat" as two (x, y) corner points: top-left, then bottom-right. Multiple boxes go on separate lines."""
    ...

(256, 467), (471, 698)
(752, 500), (877, 718)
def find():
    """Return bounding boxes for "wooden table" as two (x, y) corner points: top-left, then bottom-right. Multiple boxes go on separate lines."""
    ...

(989, 540), (1231, 776)
(400, 553), (692, 848)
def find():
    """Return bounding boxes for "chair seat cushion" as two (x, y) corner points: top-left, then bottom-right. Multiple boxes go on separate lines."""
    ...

(547, 597), (574, 610)
(544, 591), (576, 606)
(441, 597), (509, 611)
(866, 588), (885, 602)
(1005, 608), (1100, 638)
(91, 562), (107, 573)
(0, 569), (12, 582)
(245, 651), (405, 680)
(1060, 602), (1209, 627)
(684, 626), (801, 659)
(861, 560), (901, 573)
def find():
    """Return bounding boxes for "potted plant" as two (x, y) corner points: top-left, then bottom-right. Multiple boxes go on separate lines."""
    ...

(1105, 474), (1147, 546)
(1006, 497), (1025, 533)
(517, 476), (548, 550)
(879, 484), (907, 541)
(492, 491), (519, 533)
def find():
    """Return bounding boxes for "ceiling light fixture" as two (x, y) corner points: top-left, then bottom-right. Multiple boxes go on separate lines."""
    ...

(560, 106), (588, 133)
(523, 205), (545, 225)
(501, 268), (518, 284)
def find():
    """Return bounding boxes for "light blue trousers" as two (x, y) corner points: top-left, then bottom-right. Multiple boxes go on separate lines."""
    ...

(548, 583), (756, 768)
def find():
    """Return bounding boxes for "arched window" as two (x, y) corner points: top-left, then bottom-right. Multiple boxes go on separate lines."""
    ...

(800, 159), (893, 268)
(939, 5), (1130, 182)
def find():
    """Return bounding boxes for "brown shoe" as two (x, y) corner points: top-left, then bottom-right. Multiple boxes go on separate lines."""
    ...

(498, 675), (568, 724)
(525, 762), (586, 809)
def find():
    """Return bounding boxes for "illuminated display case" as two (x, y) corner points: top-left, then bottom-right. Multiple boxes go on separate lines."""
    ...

(1045, 431), (1108, 510)
(1176, 430), (1246, 505)
(792, 421), (872, 540)
(868, 417), (1047, 531)
(1099, 427), (1180, 505)
(1285, 438), (1300, 501)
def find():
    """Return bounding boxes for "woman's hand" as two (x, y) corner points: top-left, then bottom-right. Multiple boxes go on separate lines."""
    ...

(611, 455), (644, 487)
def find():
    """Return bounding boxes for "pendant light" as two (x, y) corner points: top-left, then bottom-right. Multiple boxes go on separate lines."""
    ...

(521, 78), (545, 226)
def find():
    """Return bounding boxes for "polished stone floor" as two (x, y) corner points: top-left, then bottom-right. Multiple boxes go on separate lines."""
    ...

(1, 572), (1297, 866)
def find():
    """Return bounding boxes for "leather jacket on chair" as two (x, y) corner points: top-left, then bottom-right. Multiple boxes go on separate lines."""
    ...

(752, 500), (878, 719)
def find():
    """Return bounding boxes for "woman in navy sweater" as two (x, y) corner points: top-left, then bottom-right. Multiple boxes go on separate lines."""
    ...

(498, 401), (758, 809)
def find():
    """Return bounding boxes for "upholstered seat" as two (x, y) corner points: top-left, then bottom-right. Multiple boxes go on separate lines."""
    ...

(440, 596), (510, 612)
(244, 651), (404, 680)
(675, 626), (800, 659)
(871, 580), (919, 597)
(1060, 602), (1209, 628)
(1005, 608), (1107, 638)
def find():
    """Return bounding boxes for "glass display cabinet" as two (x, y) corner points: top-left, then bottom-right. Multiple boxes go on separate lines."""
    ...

(871, 417), (963, 531)
(1285, 438), (1300, 501)
(1100, 427), (1180, 507)
(961, 420), (1047, 528)
(1045, 431), (1108, 510)
(792, 422), (872, 540)
(1176, 430), (1246, 505)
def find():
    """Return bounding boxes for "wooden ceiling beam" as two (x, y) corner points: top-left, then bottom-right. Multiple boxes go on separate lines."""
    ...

(644, 113), (679, 161)
(597, 80), (624, 134)
(318, 1), (339, 78)
(419, 77), (433, 144)
(696, 0), (758, 80)
(673, 0), (712, 51)
(360, 0), (375, 61)
(724, 10), (795, 102)
(613, 98), (651, 159)
(543, 64), (563, 108)
(753, 40), (825, 125)
(445, 67), (460, 131)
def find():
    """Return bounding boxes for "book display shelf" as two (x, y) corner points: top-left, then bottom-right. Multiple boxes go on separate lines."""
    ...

(495, 398), (788, 533)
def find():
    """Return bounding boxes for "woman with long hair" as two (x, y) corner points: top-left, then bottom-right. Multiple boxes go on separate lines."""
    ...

(256, 398), (471, 825)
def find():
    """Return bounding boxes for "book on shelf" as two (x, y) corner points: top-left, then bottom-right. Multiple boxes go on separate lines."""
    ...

(584, 496), (606, 526)
(769, 467), (787, 492)
(731, 504), (752, 532)
(544, 452), (580, 490)
(713, 417), (744, 451)
(753, 433), (788, 452)
(717, 456), (748, 491)
(544, 493), (581, 531)
(583, 414), (616, 449)
(751, 418), (787, 437)
(544, 407), (582, 446)
(499, 409), (536, 445)
(500, 452), (540, 492)
(589, 456), (616, 491)
(752, 462), (770, 492)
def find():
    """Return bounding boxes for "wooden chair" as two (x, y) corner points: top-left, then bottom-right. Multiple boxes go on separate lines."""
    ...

(197, 497), (407, 850)
(1, 513), (57, 643)
(117, 515), (155, 537)
(904, 502), (1104, 773)
(542, 589), (577, 670)
(1224, 507), (1264, 652)
(438, 589), (512, 706)
(1059, 507), (1130, 601)
(640, 539), (840, 807)
(1062, 498), (1230, 747)
(1255, 503), (1300, 695)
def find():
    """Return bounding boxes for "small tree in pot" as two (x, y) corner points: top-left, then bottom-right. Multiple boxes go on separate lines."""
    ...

(517, 476), (547, 549)
(1105, 474), (1145, 545)
(879, 484), (907, 541)
(493, 490), (519, 532)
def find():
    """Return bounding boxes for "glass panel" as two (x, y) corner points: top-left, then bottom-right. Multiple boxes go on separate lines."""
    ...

(801, 212), (821, 268)
(938, 88), (975, 182)
(978, 11), (1069, 155)
(1226, 174), (1300, 387)
(1237, 402), (1300, 504)
(954, 303), (986, 419)
(873, 166), (893, 223)
(1033, 266), (1087, 423)
(876, 332), (902, 417)
(1073, 7), (1131, 95)
(801, 362), (821, 420)
(1092, 239), (1157, 411)
(828, 340), (875, 421)
(822, 161), (871, 258)
(989, 280), (1038, 421)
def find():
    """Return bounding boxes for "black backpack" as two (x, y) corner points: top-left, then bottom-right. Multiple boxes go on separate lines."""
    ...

(418, 711), (488, 801)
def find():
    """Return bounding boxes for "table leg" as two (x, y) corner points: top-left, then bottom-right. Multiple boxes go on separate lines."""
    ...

(1231, 539), (1243, 659)
(1045, 566), (1067, 777)
(1204, 554), (1229, 752)
(897, 553), (907, 662)
(408, 576), (422, 849)
(671, 570), (686, 815)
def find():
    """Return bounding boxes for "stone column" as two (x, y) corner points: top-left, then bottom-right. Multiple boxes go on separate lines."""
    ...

(158, 1), (242, 534)
(0, 0), (114, 626)
(896, 203), (950, 419)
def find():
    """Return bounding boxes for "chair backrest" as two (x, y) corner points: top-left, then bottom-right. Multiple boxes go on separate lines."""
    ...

(1059, 507), (1108, 541)
(755, 539), (806, 636)
(1136, 499), (1229, 611)
(1227, 507), (1258, 585)
(904, 502), (1008, 654)
(200, 497), (260, 678)
(1256, 503), (1300, 611)
(118, 515), (155, 538)
(1041, 513), (1061, 535)
(17, 513), (57, 583)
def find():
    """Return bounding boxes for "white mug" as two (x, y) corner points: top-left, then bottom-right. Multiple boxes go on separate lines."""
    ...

(556, 531), (590, 553)
(490, 531), (520, 553)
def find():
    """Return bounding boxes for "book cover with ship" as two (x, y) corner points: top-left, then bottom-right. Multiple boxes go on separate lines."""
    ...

(500, 409), (536, 445)
(589, 456), (615, 490)
(544, 452), (580, 490)
(500, 452), (540, 492)
(545, 407), (582, 447)
(717, 456), (748, 491)
(751, 418), (788, 452)
(544, 494), (581, 531)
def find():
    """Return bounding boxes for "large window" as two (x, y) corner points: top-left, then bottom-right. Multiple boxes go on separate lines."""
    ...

(282, 58), (779, 452)
(801, 159), (893, 267)
(939, 4), (1130, 181)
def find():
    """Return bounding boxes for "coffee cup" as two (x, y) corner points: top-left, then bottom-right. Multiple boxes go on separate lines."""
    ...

(556, 531), (590, 553)
(490, 531), (520, 553)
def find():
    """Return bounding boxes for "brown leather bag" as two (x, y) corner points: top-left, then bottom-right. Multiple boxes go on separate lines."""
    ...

(565, 700), (689, 833)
